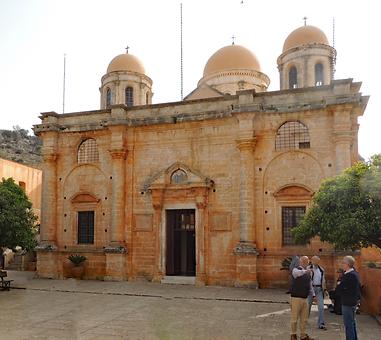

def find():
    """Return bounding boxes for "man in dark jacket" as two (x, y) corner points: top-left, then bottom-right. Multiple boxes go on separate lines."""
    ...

(336, 255), (361, 340)
(290, 256), (315, 340)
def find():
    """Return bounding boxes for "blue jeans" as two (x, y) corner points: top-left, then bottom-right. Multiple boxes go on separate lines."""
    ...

(308, 286), (325, 327)
(342, 305), (358, 340)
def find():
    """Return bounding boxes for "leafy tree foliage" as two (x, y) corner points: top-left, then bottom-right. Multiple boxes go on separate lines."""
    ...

(0, 178), (38, 250)
(293, 155), (381, 250)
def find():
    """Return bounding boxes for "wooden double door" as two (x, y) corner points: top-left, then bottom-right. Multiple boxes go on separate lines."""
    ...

(166, 209), (196, 276)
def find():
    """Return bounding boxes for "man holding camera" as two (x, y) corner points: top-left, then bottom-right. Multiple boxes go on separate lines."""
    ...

(290, 256), (315, 340)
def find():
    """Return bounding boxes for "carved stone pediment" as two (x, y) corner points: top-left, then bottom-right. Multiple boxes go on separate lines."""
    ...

(143, 162), (214, 192)
(273, 185), (314, 199)
(71, 193), (100, 204)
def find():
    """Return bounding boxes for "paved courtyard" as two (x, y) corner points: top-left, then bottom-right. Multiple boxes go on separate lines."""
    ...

(0, 271), (380, 340)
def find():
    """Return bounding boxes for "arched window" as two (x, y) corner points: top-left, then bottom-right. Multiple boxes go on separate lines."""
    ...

(146, 92), (149, 105)
(315, 63), (324, 86)
(106, 88), (112, 108)
(275, 121), (310, 150)
(171, 169), (188, 184)
(125, 87), (134, 107)
(77, 138), (99, 164)
(288, 66), (298, 89)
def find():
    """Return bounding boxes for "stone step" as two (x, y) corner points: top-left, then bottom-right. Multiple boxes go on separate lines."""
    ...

(161, 276), (196, 285)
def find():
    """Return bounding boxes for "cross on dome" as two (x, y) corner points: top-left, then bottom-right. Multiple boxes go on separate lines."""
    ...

(303, 16), (308, 26)
(231, 35), (236, 45)
(125, 46), (130, 54)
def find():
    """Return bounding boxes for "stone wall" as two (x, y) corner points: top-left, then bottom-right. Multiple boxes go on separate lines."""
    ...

(34, 80), (369, 287)
(0, 157), (42, 218)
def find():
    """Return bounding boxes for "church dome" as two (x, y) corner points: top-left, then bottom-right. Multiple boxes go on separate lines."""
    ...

(283, 25), (329, 53)
(203, 45), (261, 77)
(107, 53), (146, 74)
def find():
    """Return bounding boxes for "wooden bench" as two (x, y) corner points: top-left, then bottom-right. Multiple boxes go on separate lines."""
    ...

(0, 270), (13, 291)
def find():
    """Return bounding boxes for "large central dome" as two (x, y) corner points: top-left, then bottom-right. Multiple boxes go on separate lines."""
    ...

(203, 45), (261, 77)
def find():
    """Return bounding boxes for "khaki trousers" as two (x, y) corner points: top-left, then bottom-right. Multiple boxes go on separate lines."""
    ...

(290, 296), (308, 336)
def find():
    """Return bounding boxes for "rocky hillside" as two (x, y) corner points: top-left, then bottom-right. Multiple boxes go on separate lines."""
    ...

(0, 127), (42, 168)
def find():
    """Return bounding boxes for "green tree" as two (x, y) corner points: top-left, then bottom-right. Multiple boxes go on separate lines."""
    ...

(293, 154), (381, 250)
(0, 178), (38, 250)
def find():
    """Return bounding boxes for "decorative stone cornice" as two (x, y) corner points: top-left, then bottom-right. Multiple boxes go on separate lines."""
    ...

(104, 245), (128, 254)
(196, 201), (207, 210)
(332, 131), (353, 143)
(109, 149), (127, 159)
(42, 153), (58, 162)
(236, 138), (256, 151)
(234, 242), (259, 256)
(35, 243), (57, 252)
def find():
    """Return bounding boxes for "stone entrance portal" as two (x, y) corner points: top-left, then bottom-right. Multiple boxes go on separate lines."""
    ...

(166, 209), (196, 276)
(144, 162), (214, 285)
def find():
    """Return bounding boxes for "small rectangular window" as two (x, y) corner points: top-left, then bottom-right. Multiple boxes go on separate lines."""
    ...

(282, 206), (306, 246)
(299, 141), (311, 149)
(78, 211), (94, 244)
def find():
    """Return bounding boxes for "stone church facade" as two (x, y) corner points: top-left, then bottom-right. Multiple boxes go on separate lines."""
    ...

(34, 25), (368, 288)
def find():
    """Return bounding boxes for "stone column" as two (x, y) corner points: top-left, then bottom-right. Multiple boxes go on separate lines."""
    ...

(36, 131), (58, 279)
(109, 149), (127, 245)
(39, 153), (58, 246)
(104, 149), (127, 281)
(234, 114), (258, 287)
(334, 133), (352, 174)
(104, 123), (128, 281)
(234, 137), (258, 288)
(196, 198), (207, 286)
(152, 189), (164, 282)
(333, 107), (353, 174)
(236, 138), (256, 246)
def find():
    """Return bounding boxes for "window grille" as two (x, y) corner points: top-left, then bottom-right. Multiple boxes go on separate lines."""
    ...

(106, 88), (112, 108)
(315, 63), (324, 86)
(275, 121), (310, 150)
(78, 211), (94, 244)
(282, 206), (306, 245)
(78, 139), (99, 164)
(289, 66), (298, 89)
(125, 87), (134, 107)
(171, 169), (188, 184)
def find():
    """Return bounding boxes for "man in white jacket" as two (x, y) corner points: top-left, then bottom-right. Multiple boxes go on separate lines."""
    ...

(307, 256), (327, 330)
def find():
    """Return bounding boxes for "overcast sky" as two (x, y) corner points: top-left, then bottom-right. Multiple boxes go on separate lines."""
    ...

(0, 0), (379, 159)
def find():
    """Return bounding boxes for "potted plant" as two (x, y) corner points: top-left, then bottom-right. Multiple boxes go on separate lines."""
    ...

(68, 254), (87, 279)
(280, 257), (292, 271)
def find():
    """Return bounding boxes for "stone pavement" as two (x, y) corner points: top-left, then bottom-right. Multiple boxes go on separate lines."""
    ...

(0, 271), (380, 340)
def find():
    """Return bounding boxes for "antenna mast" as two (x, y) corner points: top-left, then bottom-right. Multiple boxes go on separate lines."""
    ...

(63, 53), (66, 113)
(180, 3), (184, 100)
(332, 17), (337, 77)
(332, 17), (336, 49)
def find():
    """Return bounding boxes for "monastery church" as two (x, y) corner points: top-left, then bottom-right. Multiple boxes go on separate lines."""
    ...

(34, 23), (368, 287)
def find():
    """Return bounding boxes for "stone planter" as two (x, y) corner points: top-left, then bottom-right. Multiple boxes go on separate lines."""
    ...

(63, 259), (73, 278)
(71, 265), (85, 279)
(27, 261), (36, 271)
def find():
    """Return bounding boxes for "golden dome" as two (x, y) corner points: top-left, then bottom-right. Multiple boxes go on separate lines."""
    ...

(203, 45), (261, 77)
(107, 53), (146, 74)
(283, 25), (329, 53)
